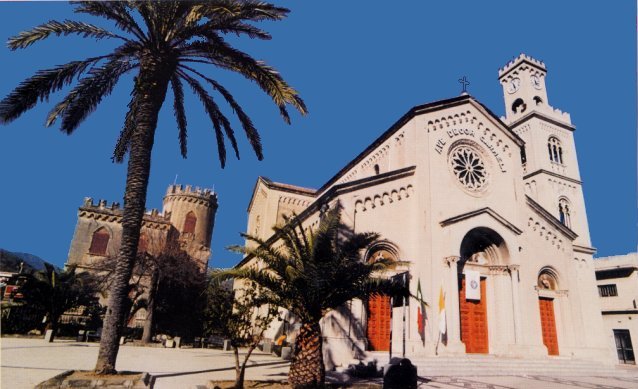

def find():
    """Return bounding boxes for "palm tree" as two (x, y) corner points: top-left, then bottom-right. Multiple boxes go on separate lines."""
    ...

(19, 264), (99, 343)
(0, 1), (306, 374)
(225, 205), (409, 388)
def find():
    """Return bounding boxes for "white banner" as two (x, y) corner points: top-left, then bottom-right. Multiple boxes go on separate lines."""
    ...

(465, 270), (481, 301)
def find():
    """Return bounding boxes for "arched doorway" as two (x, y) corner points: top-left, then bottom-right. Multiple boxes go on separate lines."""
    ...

(458, 227), (509, 354)
(537, 269), (559, 356)
(365, 245), (398, 351)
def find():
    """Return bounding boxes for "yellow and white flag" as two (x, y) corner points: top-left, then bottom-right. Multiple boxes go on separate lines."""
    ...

(438, 286), (446, 335)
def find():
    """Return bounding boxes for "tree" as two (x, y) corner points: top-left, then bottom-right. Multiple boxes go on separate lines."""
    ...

(204, 276), (279, 389)
(94, 238), (206, 343)
(0, 1), (306, 374)
(224, 205), (410, 388)
(19, 264), (99, 342)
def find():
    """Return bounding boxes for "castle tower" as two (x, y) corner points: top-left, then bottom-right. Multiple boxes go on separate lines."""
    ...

(499, 54), (592, 248)
(163, 184), (218, 266)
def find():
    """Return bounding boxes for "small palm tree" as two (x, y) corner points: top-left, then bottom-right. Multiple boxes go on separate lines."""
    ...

(0, 1), (305, 374)
(226, 205), (409, 388)
(20, 264), (99, 343)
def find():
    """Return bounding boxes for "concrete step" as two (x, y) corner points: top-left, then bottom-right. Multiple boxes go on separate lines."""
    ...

(395, 357), (637, 377)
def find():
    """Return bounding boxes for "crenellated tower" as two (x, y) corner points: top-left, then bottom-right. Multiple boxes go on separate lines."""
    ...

(162, 184), (218, 267)
(499, 54), (592, 249)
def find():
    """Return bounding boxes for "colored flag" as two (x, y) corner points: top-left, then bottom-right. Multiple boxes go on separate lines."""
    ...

(416, 279), (427, 345)
(438, 286), (446, 335)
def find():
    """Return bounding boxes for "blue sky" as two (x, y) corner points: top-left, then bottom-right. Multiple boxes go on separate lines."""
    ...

(0, 1), (636, 269)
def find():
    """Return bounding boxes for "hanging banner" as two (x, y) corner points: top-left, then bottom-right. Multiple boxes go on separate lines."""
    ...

(465, 270), (481, 301)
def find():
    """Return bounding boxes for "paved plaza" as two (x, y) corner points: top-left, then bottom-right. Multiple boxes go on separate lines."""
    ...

(2, 337), (637, 388)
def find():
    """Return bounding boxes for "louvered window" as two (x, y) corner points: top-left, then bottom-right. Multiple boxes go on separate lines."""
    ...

(183, 212), (197, 234)
(89, 228), (110, 256)
(137, 233), (148, 253)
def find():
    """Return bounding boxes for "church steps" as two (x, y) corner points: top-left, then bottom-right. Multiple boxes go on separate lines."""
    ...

(403, 357), (637, 377)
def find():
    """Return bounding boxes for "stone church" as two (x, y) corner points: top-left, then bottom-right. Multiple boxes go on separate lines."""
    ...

(241, 54), (613, 367)
(65, 184), (217, 324)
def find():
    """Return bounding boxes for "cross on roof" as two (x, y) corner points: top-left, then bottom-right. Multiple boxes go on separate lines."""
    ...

(458, 76), (470, 94)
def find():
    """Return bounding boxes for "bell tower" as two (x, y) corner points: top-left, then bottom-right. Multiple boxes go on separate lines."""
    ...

(499, 54), (592, 248)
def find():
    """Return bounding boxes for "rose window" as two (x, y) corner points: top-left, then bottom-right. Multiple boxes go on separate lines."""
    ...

(450, 146), (488, 192)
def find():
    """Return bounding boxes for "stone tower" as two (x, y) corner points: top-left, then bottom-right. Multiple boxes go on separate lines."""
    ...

(162, 184), (218, 267)
(499, 54), (592, 248)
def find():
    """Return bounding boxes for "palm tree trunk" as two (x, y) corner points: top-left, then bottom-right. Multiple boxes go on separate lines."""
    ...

(288, 322), (324, 388)
(141, 267), (159, 344)
(94, 56), (174, 374)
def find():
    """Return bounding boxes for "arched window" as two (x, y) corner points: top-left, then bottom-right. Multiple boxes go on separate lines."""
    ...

(512, 98), (527, 113)
(374, 164), (380, 175)
(183, 211), (197, 234)
(548, 137), (563, 164)
(89, 227), (110, 256)
(558, 198), (571, 228)
(538, 268), (559, 290)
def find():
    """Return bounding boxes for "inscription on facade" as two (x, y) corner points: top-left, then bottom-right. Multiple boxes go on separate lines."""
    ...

(479, 136), (506, 172)
(434, 128), (475, 154)
(434, 128), (506, 172)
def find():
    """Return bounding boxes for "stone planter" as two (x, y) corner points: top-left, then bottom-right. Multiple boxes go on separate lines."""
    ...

(35, 370), (151, 388)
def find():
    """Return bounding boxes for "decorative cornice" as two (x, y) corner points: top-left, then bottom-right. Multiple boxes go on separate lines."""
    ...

(439, 207), (523, 236)
(247, 176), (316, 213)
(508, 111), (575, 132)
(523, 169), (582, 185)
(573, 245), (596, 255)
(525, 196), (578, 240)
(236, 166), (416, 268)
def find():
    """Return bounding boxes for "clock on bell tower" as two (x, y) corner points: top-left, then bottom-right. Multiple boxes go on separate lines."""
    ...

(499, 54), (549, 121)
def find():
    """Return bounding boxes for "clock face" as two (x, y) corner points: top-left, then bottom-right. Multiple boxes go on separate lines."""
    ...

(507, 78), (521, 94)
(531, 75), (542, 90)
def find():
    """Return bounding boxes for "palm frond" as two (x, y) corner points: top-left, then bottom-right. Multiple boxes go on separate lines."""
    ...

(197, 0), (290, 22)
(178, 70), (228, 167)
(46, 58), (135, 133)
(112, 90), (138, 163)
(180, 64), (263, 160)
(182, 38), (307, 122)
(0, 57), (104, 124)
(171, 75), (188, 158)
(8, 19), (127, 50)
(73, 1), (147, 42)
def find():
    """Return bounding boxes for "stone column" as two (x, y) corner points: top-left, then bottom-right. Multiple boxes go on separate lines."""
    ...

(508, 265), (522, 345)
(443, 256), (464, 353)
(489, 265), (511, 352)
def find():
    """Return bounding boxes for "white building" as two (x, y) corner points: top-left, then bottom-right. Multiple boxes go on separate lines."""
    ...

(241, 54), (613, 368)
(595, 253), (637, 365)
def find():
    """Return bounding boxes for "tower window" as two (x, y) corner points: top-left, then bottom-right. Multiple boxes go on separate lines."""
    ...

(89, 227), (110, 256)
(138, 233), (148, 254)
(512, 98), (527, 114)
(548, 137), (563, 164)
(558, 198), (571, 228)
(183, 211), (197, 234)
(374, 164), (380, 175)
(598, 284), (618, 297)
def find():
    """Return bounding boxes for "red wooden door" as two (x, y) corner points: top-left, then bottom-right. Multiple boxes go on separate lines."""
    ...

(539, 297), (559, 355)
(367, 295), (391, 351)
(459, 276), (489, 354)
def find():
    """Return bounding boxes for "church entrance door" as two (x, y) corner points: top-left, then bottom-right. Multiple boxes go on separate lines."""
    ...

(367, 295), (391, 351)
(539, 297), (559, 355)
(459, 276), (489, 353)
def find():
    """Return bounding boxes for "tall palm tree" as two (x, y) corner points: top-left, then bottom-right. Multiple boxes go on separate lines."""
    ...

(0, 1), (306, 374)
(226, 205), (409, 388)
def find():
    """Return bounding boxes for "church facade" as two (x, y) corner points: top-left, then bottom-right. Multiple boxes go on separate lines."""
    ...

(241, 54), (613, 367)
